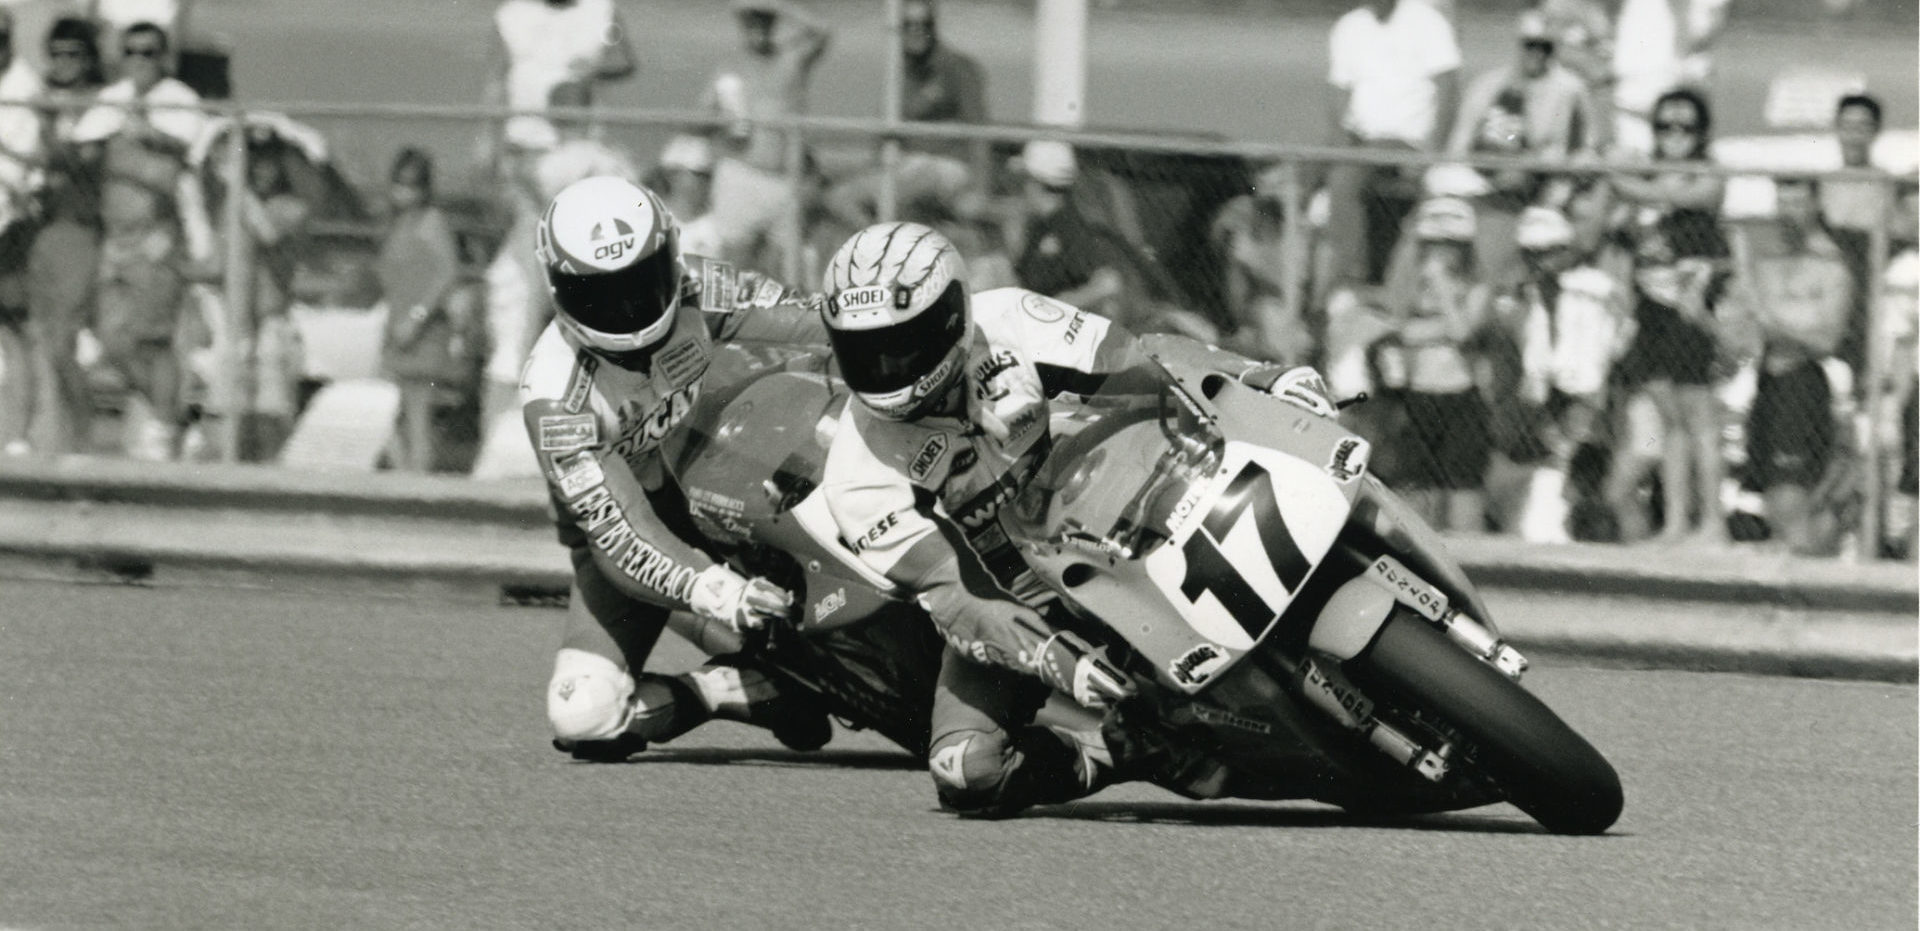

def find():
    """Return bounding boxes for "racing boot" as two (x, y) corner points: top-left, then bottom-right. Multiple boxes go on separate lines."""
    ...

(695, 655), (834, 752)
(551, 671), (711, 762)
(1101, 696), (1232, 800)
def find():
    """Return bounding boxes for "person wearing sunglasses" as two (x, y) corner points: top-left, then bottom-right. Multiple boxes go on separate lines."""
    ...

(68, 21), (207, 460)
(1605, 87), (1732, 545)
(0, 6), (46, 457)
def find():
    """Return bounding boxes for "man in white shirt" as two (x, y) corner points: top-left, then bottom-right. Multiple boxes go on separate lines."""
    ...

(489, 0), (636, 154)
(1320, 0), (1460, 302)
(1610, 0), (1728, 155)
(0, 7), (44, 456)
(71, 22), (206, 460)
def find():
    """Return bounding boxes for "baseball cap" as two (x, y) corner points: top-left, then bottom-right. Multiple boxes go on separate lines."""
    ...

(1021, 140), (1077, 188)
(1413, 197), (1477, 242)
(1515, 206), (1575, 250)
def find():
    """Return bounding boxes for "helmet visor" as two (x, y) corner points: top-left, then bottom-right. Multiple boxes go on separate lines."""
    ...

(548, 230), (682, 339)
(829, 281), (968, 394)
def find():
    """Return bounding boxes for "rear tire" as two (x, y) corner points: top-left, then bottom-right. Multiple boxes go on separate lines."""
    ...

(1358, 614), (1623, 834)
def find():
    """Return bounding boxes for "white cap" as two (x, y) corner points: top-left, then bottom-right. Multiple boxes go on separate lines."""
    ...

(1413, 197), (1477, 242)
(1516, 206), (1575, 250)
(1022, 140), (1077, 188)
(659, 134), (715, 174)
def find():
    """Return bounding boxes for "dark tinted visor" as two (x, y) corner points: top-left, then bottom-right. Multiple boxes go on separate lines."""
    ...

(548, 230), (681, 337)
(828, 281), (967, 393)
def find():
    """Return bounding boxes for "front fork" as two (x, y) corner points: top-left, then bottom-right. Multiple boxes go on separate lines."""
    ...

(1295, 554), (1529, 782)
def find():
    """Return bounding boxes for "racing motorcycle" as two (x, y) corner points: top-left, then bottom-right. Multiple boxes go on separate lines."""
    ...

(658, 339), (1623, 835)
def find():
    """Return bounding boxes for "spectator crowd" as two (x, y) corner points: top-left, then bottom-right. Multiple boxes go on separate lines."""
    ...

(0, 0), (1910, 560)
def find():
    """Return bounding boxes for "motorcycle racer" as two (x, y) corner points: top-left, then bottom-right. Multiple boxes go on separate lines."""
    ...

(815, 221), (1335, 815)
(521, 175), (833, 761)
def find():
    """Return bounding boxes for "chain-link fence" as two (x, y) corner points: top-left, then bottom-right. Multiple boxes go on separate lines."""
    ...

(0, 98), (1910, 558)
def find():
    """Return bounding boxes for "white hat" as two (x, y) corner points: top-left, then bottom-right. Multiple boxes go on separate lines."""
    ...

(1021, 140), (1077, 188)
(659, 134), (715, 174)
(1413, 197), (1477, 242)
(1515, 206), (1575, 250)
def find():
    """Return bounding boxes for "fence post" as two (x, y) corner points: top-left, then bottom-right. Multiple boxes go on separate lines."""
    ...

(878, 0), (903, 222)
(1857, 174), (1893, 561)
(782, 126), (806, 287)
(216, 112), (251, 463)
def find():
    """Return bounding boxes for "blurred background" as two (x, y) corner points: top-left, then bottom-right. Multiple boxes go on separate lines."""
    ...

(0, 0), (1913, 561)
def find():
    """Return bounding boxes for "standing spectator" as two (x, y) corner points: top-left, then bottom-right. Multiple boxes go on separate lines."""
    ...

(71, 21), (205, 460)
(1444, 11), (1601, 288)
(20, 171), (98, 458)
(378, 149), (477, 473)
(1821, 93), (1887, 384)
(653, 134), (722, 256)
(90, 0), (184, 70)
(40, 17), (105, 148)
(488, 0), (636, 156)
(1319, 0), (1460, 303)
(224, 139), (311, 461)
(1529, 0), (1613, 95)
(0, 7), (45, 455)
(1605, 88), (1730, 543)
(1379, 197), (1493, 531)
(1732, 176), (1853, 555)
(1877, 181), (1917, 559)
(1010, 141), (1132, 325)
(705, 0), (831, 176)
(1210, 163), (1313, 365)
(826, 0), (987, 228)
(1512, 206), (1633, 542)
(1610, 0), (1728, 155)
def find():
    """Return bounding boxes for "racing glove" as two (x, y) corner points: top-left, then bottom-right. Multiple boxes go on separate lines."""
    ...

(1033, 630), (1134, 710)
(689, 564), (794, 634)
(1258, 365), (1339, 419)
(919, 577), (1049, 671)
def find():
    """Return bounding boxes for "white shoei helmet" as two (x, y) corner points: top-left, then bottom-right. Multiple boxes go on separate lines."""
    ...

(535, 176), (685, 364)
(821, 222), (971, 421)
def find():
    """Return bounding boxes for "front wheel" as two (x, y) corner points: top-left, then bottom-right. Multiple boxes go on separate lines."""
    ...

(1357, 614), (1623, 835)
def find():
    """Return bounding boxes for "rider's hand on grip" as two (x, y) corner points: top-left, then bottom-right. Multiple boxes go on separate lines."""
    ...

(689, 564), (793, 634)
(1264, 366), (1339, 419)
(919, 581), (1046, 669)
(1035, 631), (1134, 710)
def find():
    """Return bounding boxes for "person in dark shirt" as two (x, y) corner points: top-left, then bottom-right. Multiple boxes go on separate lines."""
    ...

(826, 0), (988, 227)
(1011, 141), (1135, 327)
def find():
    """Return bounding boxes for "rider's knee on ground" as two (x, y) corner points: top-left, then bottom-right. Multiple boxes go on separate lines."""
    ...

(548, 648), (710, 744)
(547, 648), (637, 742)
(927, 724), (1089, 818)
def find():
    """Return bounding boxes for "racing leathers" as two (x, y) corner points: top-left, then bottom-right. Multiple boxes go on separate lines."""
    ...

(523, 255), (831, 759)
(820, 287), (1295, 814)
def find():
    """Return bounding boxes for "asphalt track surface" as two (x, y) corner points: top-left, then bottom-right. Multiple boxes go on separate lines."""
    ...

(92, 0), (1917, 188)
(1, 578), (1914, 929)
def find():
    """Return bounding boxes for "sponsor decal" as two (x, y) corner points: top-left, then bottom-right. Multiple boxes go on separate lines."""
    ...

(1189, 703), (1273, 735)
(588, 217), (637, 263)
(931, 739), (970, 788)
(1165, 479), (1212, 535)
(971, 350), (1019, 398)
(656, 338), (709, 387)
(1326, 437), (1369, 484)
(569, 485), (699, 602)
(1303, 660), (1373, 725)
(830, 285), (892, 317)
(953, 472), (1020, 530)
(1368, 557), (1448, 621)
(562, 355), (598, 413)
(908, 433), (950, 482)
(1169, 642), (1232, 688)
(553, 452), (606, 499)
(1063, 311), (1087, 344)
(538, 414), (598, 452)
(1020, 291), (1066, 323)
(749, 277), (786, 308)
(813, 587), (847, 621)
(610, 383), (701, 462)
(949, 448), (979, 475)
(687, 487), (747, 518)
(702, 261), (738, 312)
(847, 512), (900, 555)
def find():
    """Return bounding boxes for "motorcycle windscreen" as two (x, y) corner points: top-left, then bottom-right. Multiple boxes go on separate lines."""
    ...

(1139, 440), (1352, 692)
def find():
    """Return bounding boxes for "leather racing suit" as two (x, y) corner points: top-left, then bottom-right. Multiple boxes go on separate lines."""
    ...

(820, 287), (1285, 814)
(522, 254), (831, 759)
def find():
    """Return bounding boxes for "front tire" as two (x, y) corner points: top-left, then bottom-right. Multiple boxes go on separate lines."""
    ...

(1358, 614), (1623, 835)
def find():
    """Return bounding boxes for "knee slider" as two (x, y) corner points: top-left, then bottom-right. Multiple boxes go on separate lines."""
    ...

(927, 730), (1017, 811)
(547, 648), (636, 742)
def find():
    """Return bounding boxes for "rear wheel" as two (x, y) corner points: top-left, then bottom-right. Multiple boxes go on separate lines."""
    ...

(1357, 614), (1623, 835)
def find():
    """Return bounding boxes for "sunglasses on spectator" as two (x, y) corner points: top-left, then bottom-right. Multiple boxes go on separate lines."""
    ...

(1654, 121), (1700, 134)
(123, 44), (164, 58)
(49, 45), (89, 59)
